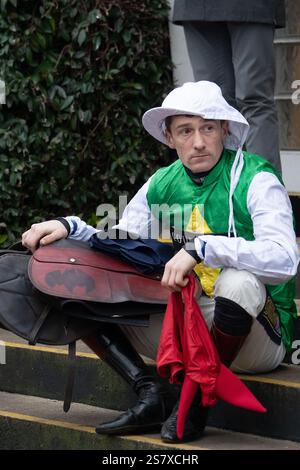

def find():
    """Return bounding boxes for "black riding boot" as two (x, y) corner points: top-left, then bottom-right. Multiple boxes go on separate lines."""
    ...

(82, 323), (172, 435)
(161, 390), (208, 443)
(211, 296), (253, 367)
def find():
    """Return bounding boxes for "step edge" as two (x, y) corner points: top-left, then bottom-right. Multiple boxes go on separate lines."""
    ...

(2, 340), (155, 365)
(3, 340), (300, 389)
(0, 409), (208, 451)
(3, 341), (97, 359)
(238, 374), (300, 390)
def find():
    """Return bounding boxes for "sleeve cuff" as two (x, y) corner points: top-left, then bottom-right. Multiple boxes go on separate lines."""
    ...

(184, 239), (204, 263)
(195, 237), (206, 259)
(52, 217), (71, 236)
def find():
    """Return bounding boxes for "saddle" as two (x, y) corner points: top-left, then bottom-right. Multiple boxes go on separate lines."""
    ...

(28, 238), (169, 305)
(0, 238), (170, 411)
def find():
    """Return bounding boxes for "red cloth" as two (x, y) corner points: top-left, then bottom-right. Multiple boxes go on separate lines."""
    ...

(157, 275), (266, 440)
(157, 275), (220, 407)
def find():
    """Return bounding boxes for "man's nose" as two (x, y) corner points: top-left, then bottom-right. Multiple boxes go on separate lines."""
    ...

(193, 130), (205, 149)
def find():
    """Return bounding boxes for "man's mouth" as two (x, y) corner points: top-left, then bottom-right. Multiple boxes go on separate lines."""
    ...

(191, 154), (209, 159)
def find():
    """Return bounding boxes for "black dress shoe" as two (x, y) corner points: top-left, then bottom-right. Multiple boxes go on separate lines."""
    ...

(96, 383), (171, 435)
(161, 399), (208, 443)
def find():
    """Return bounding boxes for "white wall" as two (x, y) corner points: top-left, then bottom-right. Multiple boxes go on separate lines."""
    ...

(168, 0), (194, 85)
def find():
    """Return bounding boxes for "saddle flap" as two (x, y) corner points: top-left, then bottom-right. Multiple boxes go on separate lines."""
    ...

(32, 239), (144, 274)
(0, 251), (96, 345)
(28, 239), (169, 304)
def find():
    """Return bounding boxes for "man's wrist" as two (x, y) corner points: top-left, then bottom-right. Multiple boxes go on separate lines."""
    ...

(184, 238), (206, 263)
(52, 217), (71, 236)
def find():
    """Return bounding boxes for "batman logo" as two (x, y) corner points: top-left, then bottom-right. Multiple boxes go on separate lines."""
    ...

(45, 269), (96, 293)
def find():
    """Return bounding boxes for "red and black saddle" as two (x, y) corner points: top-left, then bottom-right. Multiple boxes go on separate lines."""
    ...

(0, 239), (170, 346)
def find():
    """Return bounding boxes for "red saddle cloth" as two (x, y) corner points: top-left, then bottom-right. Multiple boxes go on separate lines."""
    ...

(157, 275), (266, 440)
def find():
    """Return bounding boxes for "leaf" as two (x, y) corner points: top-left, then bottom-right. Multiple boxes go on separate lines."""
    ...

(78, 109), (92, 123)
(36, 32), (47, 50)
(123, 30), (131, 43)
(121, 82), (143, 90)
(77, 29), (86, 46)
(117, 56), (127, 68)
(92, 35), (101, 51)
(74, 51), (86, 59)
(0, 234), (8, 244)
(1, 0), (8, 12)
(60, 95), (74, 111)
(87, 9), (101, 24)
(48, 17), (56, 33)
(49, 85), (67, 100)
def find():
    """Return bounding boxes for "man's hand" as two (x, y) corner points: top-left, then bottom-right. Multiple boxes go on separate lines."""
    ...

(161, 248), (198, 292)
(22, 220), (69, 252)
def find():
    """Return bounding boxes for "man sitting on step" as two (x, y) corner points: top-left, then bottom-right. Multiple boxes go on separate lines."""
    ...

(22, 81), (299, 443)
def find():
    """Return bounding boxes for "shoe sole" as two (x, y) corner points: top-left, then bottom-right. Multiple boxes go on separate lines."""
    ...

(96, 422), (163, 435)
(161, 432), (204, 444)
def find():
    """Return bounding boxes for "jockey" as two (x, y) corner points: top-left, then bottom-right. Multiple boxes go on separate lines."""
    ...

(22, 81), (299, 443)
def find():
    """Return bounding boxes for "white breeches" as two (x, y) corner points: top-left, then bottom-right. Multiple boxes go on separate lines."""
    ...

(121, 268), (286, 374)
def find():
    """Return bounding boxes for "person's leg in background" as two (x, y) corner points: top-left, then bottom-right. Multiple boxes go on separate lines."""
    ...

(183, 21), (236, 107)
(229, 22), (282, 172)
(82, 321), (173, 435)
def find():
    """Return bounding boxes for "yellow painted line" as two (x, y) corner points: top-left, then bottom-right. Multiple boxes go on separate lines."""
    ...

(3, 340), (155, 365)
(238, 374), (300, 389)
(121, 434), (208, 451)
(0, 410), (95, 433)
(3, 341), (98, 359)
(0, 410), (208, 450)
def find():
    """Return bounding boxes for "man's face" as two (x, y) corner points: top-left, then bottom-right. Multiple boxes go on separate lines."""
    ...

(166, 115), (228, 173)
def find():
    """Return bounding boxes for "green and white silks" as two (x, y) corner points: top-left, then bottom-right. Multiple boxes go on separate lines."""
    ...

(147, 149), (297, 352)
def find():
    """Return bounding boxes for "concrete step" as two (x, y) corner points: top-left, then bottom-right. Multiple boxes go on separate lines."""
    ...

(1, 391), (300, 450)
(1, 330), (300, 442)
(0, 329), (156, 411)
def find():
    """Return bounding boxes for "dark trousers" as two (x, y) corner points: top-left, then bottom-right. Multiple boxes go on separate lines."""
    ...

(184, 21), (281, 172)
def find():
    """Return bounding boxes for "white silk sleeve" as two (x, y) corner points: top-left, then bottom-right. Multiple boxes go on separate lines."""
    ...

(195, 172), (299, 284)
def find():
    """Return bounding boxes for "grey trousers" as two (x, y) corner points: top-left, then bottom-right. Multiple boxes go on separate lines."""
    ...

(183, 22), (281, 172)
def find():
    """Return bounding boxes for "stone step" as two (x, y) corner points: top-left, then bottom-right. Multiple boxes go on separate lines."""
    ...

(1, 391), (299, 450)
(1, 330), (300, 442)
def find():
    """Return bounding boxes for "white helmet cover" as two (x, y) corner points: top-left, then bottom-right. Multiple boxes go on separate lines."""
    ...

(142, 81), (249, 150)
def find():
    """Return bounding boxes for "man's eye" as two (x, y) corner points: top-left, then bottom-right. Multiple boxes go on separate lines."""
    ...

(203, 125), (215, 133)
(181, 128), (191, 135)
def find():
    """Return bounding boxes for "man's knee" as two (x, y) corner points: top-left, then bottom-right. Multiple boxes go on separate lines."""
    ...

(214, 268), (266, 318)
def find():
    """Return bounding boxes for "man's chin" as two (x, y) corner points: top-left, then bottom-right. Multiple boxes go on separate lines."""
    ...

(190, 163), (211, 173)
(187, 156), (213, 173)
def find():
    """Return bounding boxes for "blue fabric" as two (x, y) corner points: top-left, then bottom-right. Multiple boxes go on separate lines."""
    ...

(89, 232), (175, 275)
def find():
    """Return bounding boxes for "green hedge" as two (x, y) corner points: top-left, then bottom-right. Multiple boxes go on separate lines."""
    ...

(0, 0), (173, 245)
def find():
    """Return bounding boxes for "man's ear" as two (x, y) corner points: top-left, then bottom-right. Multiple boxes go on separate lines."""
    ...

(165, 130), (176, 149)
(221, 120), (229, 140)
